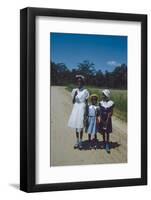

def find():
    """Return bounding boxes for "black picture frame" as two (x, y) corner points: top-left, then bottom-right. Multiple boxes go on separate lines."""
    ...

(20, 7), (147, 192)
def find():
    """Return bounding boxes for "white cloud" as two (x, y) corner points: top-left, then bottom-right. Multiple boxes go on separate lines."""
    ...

(107, 60), (120, 66)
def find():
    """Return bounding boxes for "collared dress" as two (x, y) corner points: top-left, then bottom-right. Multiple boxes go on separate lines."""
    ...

(99, 100), (114, 134)
(86, 104), (99, 136)
(68, 87), (89, 131)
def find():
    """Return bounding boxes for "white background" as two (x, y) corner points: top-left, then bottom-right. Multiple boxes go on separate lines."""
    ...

(0, 0), (150, 199)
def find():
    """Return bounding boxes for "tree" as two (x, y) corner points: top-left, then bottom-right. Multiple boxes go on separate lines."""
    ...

(77, 60), (95, 75)
(51, 60), (127, 89)
(111, 64), (127, 89)
(95, 69), (105, 87)
(77, 60), (96, 85)
(51, 61), (70, 85)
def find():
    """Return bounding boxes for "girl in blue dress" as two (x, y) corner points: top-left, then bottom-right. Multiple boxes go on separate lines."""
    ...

(99, 89), (114, 153)
(85, 94), (99, 149)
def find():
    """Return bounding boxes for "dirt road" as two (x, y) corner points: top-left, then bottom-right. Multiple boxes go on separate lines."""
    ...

(50, 86), (127, 166)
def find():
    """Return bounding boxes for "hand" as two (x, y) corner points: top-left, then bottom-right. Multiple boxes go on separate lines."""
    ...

(102, 120), (107, 129)
(96, 117), (100, 125)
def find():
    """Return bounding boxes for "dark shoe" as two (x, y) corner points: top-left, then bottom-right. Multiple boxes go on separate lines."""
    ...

(103, 142), (106, 149)
(78, 141), (83, 150)
(94, 144), (97, 150)
(74, 142), (79, 149)
(105, 143), (110, 153)
(89, 144), (92, 150)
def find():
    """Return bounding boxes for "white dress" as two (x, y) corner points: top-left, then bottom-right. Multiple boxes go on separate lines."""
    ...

(68, 87), (89, 131)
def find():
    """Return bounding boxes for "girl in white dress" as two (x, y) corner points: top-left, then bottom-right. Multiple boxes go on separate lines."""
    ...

(68, 75), (89, 149)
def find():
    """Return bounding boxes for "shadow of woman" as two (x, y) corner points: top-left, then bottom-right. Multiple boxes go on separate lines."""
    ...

(81, 140), (120, 150)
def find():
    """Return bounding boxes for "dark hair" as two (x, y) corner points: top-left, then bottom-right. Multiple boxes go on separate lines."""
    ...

(76, 77), (85, 85)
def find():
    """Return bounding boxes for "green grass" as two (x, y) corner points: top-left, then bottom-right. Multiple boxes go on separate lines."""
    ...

(66, 84), (127, 122)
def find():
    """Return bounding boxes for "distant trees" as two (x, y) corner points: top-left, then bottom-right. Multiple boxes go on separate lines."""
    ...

(51, 60), (127, 89)
(77, 60), (96, 86)
(77, 60), (95, 76)
(51, 62), (70, 85)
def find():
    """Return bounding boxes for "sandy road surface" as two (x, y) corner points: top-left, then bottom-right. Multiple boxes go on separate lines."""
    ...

(50, 86), (127, 166)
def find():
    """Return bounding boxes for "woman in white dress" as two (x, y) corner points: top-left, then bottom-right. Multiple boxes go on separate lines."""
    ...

(68, 75), (89, 149)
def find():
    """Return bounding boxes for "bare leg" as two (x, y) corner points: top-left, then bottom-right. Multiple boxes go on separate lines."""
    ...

(80, 130), (83, 140)
(88, 134), (92, 149)
(106, 132), (109, 143)
(93, 134), (97, 149)
(79, 130), (83, 149)
(88, 134), (91, 142)
(76, 131), (79, 141)
(74, 131), (79, 149)
(102, 132), (105, 143)
(100, 131), (106, 149)
(105, 132), (110, 153)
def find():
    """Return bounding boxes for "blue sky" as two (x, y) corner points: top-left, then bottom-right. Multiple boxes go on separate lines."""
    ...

(50, 32), (127, 72)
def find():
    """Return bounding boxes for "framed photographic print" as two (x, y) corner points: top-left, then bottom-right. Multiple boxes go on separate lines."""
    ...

(20, 7), (147, 192)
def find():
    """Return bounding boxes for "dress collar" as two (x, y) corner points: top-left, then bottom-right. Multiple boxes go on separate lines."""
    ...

(78, 87), (84, 91)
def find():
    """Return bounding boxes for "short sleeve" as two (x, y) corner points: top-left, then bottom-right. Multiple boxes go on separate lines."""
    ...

(108, 101), (114, 113)
(84, 89), (89, 100)
(110, 100), (115, 108)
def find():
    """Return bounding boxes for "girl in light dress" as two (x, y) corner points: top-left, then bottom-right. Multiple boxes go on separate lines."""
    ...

(85, 94), (100, 149)
(68, 75), (89, 149)
(98, 89), (114, 153)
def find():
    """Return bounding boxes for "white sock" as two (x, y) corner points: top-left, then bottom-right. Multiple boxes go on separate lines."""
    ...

(77, 138), (79, 144)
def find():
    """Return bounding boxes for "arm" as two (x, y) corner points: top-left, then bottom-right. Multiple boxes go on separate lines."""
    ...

(105, 105), (114, 127)
(72, 90), (78, 104)
(105, 111), (112, 127)
(85, 89), (89, 103)
(107, 110), (113, 118)
(84, 103), (89, 129)
(84, 103), (89, 120)
(96, 107), (101, 124)
(98, 103), (104, 123)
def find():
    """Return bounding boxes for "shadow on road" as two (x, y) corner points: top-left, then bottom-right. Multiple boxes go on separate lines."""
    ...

(81, 140), (120, 150)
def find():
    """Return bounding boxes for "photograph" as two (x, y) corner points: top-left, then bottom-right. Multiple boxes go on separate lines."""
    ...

(20, 7), (147, 192)
(50, 32), (127, 167)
